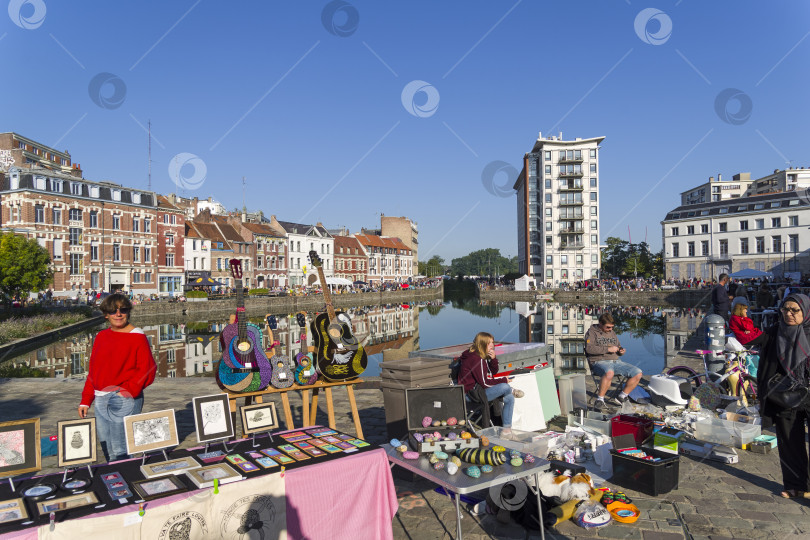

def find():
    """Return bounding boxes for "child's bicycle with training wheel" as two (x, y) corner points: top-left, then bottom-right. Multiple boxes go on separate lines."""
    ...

(666, 348), (758, 408)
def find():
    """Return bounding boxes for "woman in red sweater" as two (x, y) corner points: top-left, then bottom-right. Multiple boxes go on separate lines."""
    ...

(729, 303), (769, 348)
(78, 294), (156, 461)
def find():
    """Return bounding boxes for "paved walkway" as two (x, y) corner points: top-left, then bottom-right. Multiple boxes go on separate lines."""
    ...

(1, 375), (808, 540)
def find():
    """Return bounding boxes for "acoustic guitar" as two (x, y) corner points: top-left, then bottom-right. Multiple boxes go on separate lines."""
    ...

(294, 312), (318, 386)
(308, 251), (367, 381)
(216, 259), (273, 393)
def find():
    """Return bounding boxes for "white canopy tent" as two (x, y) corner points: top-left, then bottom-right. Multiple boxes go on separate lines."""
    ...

(310, 276), (354, 287)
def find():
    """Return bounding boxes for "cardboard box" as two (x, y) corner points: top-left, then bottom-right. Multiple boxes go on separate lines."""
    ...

(404, 386), (479, 453)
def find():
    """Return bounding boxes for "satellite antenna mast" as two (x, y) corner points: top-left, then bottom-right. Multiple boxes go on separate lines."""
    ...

(147, 119), (152, 192)
(242, 176), (246, 211)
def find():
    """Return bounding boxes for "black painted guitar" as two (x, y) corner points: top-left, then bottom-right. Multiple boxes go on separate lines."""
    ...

(308, 251), (367, 381)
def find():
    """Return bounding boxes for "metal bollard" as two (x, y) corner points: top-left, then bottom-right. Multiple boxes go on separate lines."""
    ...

(705, 314), (726, 373)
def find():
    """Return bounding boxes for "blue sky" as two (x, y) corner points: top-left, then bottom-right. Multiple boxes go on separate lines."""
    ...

(2, 1), (809, 261)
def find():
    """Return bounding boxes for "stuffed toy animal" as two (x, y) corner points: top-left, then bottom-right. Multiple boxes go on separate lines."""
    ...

(560, 473), (594, 502)
(535, 470), (570, 499)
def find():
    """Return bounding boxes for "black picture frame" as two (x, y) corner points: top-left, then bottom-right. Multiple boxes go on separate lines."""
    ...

(131, 475), (188, 501)
(192, 393), (234, 443)
(0, 418), (41, 479)
(57, 418), (96, 468)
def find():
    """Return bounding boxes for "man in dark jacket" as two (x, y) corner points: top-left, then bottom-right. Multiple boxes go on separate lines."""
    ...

(711, 274), (731, 322)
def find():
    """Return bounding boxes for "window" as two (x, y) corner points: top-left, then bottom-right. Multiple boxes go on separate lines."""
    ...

(112, 189), (121, 201)
(592, 254), (598, 264)
(590, 163), (596, 173)
(90, 243), (98, 261)
(590, 192), (597, 201)
(756, 237), (765, 253)
(144, 271), (152, 283)
(144, 247), (151, 262)
(112, 215), (120, 230)
(166, 253), (174, 266)
(70, 183), (81, 195)
(546, 255), (552, 264)
(165, 234), (174, 246)
(133, 272), (140, 283)
(545, 193), (552, 203)
(671, 227), (679, 236)
(576, 255), (583, 265)
(69, 208), (82, 221)
(559, 150), (566, 160)
(34, 205), (44, 223)
(52, 208), (61, 225)
(144, 219), (151, 233)
(561, 255), (568, 265)
(90, 186), (99, 198)
(687, 226), (695, 235)
(132, 193), (141, 204)
(545, 208), (552, 217)
(590, 149), (596, 159)
(163, 214), (169, 224)
(69, 253), (82, 275)
(546, 236), (552, 247)
(772, 217), (781, 228)
(545, 221), (552, 231)
(687, 242), (695, 257)
(718, 222), (727, 232)
(739, 220), (748, 231)
(69, 228), (82, 246)
(756, 219), (764, 229)
(590, 178), (597, 188)
(52, 179), (63, 192)
(789, 215), (798, 227)
(544, 151), (551, 161)
(89, 211), (98, 228)
(53, 239), (62, 259)
(545, 165), (551, 174)
(113, 244), (120, 262)
(701, 224), (709, 234)
(719, 239), (728, 256)
(740, 238), (749, 254)
(772, 236), (781, 253)
(133, 217), (139, 232)
(591, 219), (597, 229)
(133, 246), (140, 262)
(790, 234), (799, 252)
(701, 241), (708, 255)
(590, 207), (597, 216)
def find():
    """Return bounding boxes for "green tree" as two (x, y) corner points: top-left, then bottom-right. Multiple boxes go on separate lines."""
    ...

(0, 233), (53, 303)
(418, 255), (446, 277)
(449, 248), (517, 278)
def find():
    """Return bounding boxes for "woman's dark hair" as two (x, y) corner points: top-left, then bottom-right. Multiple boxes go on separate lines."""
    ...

(99, 293), (133, 315)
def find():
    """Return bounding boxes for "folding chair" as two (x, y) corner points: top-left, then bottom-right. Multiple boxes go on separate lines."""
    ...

(586, 354), (628, 410)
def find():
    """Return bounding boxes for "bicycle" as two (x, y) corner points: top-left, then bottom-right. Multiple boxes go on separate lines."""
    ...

(666, 349), (758, 408)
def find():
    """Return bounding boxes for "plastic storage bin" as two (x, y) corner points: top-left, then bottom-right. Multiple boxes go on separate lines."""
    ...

(476, 426), (551, 457)
(694, 417), (761, 449)
(611, 415), (654, 445)
(610, 434), (680, 496)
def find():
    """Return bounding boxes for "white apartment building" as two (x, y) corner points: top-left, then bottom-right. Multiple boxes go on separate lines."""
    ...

(514, 133), (604, 286)
(271, 217), (334, 287)
(680, 168), (810, 206)
(661, 191), (810, 280)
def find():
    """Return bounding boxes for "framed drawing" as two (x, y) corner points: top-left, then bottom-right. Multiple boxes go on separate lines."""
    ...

(36, 492), (99, 515)
(124, 410), (179, 456)
(57, 418), (96, 468)
(186, 463), (242, 489)
(140, 456), (201, 478)
(131, 475), (188, 501)
(0, 418), (41, 479)
(192, 394), (234, 443)
(0, 498), (28, 524)
(240, 402), (279, 435)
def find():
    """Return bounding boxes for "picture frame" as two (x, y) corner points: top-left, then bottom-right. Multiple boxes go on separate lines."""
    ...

(239, 402), (279, 435)
(36, 492), (99, 515)
(0, 418), (41, 479)
(0, 498), (28, 524)
(57, 418), (97, 468)
(140, 456), (201, 478)
(131, 475), (188, 501)
(192, 394), (234, 443)
(185, 463), (243, 489)
(124, 409), (179, 456)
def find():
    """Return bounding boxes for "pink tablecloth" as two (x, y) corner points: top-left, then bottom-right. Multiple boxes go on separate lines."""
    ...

(286, 447), (398, 540)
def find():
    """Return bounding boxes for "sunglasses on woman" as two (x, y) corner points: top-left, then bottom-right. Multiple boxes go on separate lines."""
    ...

(104, 307), (131, 315)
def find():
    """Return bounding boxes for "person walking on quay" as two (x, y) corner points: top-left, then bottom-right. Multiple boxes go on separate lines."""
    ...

(78, 293), (156, 462)
(757, 293), (810, 499)
(711, 273), (732, 323)
(585, 312), (643, 410)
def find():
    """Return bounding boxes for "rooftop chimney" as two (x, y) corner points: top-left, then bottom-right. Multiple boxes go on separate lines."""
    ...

(538, 131), (542, 140)
(718, 173), (722, 181)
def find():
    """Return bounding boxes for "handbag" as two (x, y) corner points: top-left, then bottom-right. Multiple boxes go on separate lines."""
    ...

(766, 373), (809, 409)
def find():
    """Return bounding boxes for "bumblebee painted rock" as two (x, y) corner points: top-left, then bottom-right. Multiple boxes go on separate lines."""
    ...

(456, 448), (507, 466)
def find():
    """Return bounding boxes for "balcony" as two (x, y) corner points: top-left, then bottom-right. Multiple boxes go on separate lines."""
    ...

(559, 156), (584, 164)
(559, 183), (583, 191)
(558, 228), (584, 235)
(559, 170), (584, 178)
(558, 213), (583, 220)
(560, 242), (586, 250)
(558, 200), (584, 206)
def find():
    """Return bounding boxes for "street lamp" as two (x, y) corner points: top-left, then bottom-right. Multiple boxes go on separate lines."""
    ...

(783, 241), (787, 278)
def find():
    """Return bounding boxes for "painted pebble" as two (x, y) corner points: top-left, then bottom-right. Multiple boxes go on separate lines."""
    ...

(397, 445), (408, 453)
(441, 420), (447, 426)
(447, 417), (457, 426)
(403, 451), (420, 460)
(510, 457), (524, 467)
(509, 450), (521, 458)
(433, 462), (445, 471)
(432, 420), (441, 427)
(524, 454), (536, 464)
(481, 464), (494, 474)
(450, 456), (462, 467)
(422, 416), (433, 428)
(433, 451), (449, 460)
(429, 454), (440, 464)
(413, 433), (424, 442)
(492, 445), (506, 453)
(390, 438), (402, 448)
(446, 462), (459, 475)
(433, 431), (442, 440)
(465, 466), (481, 479)
(460, 432), (472, 440)
(480, 436), (490, 447)
(447, 432), (457, 440)
(458, 420), (466, 426)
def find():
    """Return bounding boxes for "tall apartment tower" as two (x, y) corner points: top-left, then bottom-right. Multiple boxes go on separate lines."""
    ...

(514, 133), (605, 286)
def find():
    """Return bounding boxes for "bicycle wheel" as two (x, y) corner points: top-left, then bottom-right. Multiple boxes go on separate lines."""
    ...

(666, 367), (702, 390)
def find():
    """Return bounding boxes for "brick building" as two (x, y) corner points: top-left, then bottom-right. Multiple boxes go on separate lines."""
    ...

(156, 195), (186, 296)
(1, 166), (159, 296)
(0, 132), (82, 177)
(353, 233), (414, 284)
(333, 235), (367, 282)
(233, 217), (287, 289)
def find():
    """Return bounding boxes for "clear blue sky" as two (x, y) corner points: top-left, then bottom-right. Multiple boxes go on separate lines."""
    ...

(3, 1), (809, 262)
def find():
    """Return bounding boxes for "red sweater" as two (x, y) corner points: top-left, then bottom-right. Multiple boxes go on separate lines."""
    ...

(80, 329), (157, 406)
(729, 315), (763, 346)
(457, 349), (508, 393)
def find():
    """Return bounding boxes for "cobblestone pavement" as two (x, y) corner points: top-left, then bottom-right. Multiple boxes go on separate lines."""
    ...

(2, 376), (809, 539)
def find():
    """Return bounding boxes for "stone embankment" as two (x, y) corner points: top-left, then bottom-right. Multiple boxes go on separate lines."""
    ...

(480, 287), (712, 307)
(133, 283), (444, 318)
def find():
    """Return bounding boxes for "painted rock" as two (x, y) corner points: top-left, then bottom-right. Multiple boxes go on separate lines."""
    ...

(397, 445), (408, 453)
(390, 438), (402, 448)
(524, 454), (536, 464)
(446, 462), (459, 475)
(413, 433), (424, 442)
(458, 419), (466, 426)
(429, 454), (440, 464)
(403, 451), (420, 460)
(446, 432), (457, 440)
(460, 432), (472, 440)
(509, 450), (521, 458)
(422, 416), (433, 428)
(450, 456), (462, 467)
(433, 431), (442, 440)
(434, 451), (449, 460)
(480, 436), (490, 447)
(465, 466), (481, 479)
(510, 457), (524, 467)
(480, 464), (494, 474)
(457, 448), (507, 466)
(492, 445), (506, 453)
(447, 417), (458, 426)
(441, 420), (447, 426)
(432, 461), (445, 471)
(432, 420), (441, 427)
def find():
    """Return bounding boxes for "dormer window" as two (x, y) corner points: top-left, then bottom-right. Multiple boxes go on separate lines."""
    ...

(70, 182), (81, 195)
(132, 193), (141, 204)
(51, 179), (63, 192)
(90, 186), (100, 198)
(34, 175), (46, 190)
(112, 189), (121, 201)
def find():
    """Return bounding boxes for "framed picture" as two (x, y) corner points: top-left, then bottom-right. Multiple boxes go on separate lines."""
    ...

(240, 402), (279, 435)
(57, 418), (96, 468)
(36, 492), (99, 515)
(186, 463), (242, 489)
(0, 498), (28, 524)
(124, 410), (179, 456)
(131, 475), (188, 501)
(192, 394), (234, 443)
(140, 456), (201, 478)
(0, 418), (41, 479)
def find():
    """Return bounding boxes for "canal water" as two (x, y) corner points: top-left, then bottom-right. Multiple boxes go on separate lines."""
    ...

(5, 298), (707, 380)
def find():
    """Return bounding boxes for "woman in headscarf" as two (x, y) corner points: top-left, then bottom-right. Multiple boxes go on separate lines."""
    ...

(757, 293), (810, 499)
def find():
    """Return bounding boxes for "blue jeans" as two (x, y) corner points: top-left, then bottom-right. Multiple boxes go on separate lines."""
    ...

(591, 360), (642, 378)
(485, 383), (515, 427)
(95, 392), (144, 462)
